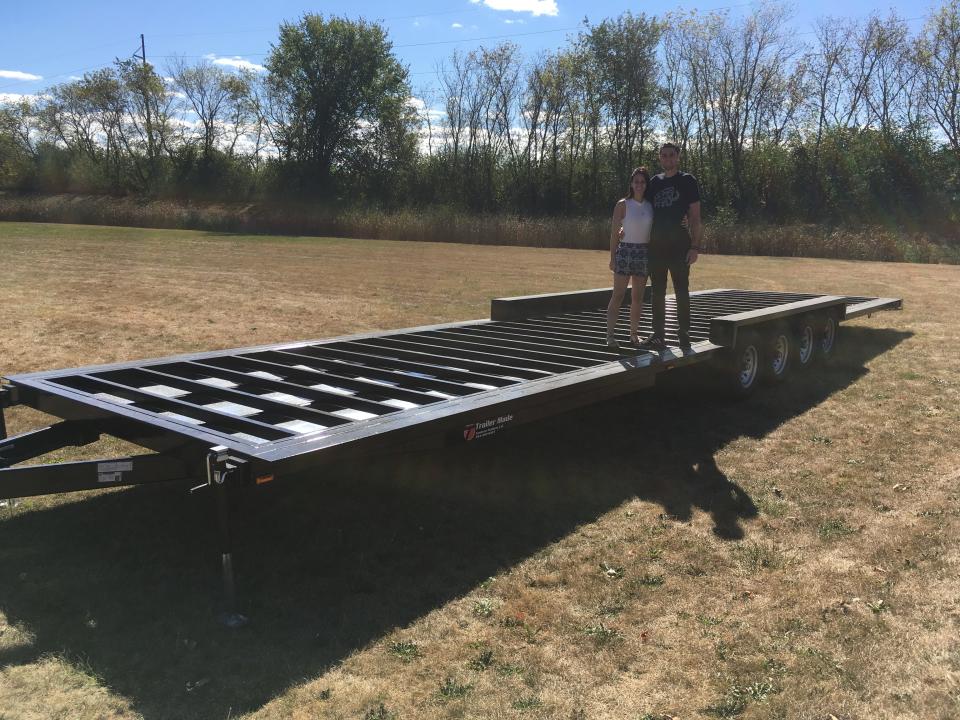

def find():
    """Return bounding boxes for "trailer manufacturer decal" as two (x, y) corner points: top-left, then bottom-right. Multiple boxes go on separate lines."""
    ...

(463, 413), (514, 442)
(97, 460), (133, 484)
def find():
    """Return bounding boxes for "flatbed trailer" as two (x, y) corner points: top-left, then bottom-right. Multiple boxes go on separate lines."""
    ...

(0, 287), (901, 623)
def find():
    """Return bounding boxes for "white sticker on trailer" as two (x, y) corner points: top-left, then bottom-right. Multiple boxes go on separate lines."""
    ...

(98, 461), (133, 473)
(97, 461), (133, 483)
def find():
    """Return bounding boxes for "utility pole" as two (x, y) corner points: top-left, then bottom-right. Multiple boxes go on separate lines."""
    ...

(138, 33), (156, 163)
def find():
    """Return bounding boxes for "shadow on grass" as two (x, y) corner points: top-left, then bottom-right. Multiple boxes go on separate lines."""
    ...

(0, 326), (909, 719)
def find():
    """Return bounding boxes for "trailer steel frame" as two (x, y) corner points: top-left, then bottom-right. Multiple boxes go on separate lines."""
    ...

(0, 287), (901, 622)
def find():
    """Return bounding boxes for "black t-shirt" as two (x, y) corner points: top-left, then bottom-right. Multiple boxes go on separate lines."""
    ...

(647, 171), (701, 251)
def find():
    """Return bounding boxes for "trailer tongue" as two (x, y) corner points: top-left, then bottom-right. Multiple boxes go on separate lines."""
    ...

(0, 287), (901, 623)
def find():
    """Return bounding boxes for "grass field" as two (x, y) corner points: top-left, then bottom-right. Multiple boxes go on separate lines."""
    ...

(0, 222), (957, 720)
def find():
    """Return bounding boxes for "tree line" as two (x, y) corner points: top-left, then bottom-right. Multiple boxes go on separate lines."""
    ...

(1, 2), (959, 231)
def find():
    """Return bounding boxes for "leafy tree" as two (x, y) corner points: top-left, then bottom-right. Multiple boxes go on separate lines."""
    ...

(168, 58), (253, 162)
(0, 99), (40, 187)
(578, 13), (664, 186)
(115, 58), (178, 186)
(917, 0), (960, 160)
(263, 14), (416, 192)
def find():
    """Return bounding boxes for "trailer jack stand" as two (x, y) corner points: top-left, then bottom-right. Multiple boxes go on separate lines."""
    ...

(207, 449), (249, 629)
(0, 383), (17, 442)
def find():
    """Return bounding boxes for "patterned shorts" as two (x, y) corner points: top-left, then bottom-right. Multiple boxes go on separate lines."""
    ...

(614, 242), (649, 277)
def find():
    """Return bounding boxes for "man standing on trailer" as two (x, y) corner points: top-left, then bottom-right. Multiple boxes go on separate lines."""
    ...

(641, 142), (703, 352)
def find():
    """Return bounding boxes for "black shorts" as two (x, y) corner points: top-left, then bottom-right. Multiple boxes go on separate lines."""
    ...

(614, 242), (649, 277)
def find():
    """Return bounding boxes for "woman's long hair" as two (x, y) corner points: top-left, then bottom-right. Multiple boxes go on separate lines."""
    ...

(626, 166), (650, 200)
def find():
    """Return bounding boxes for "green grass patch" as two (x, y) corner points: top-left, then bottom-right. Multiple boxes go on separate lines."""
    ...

(437, 677), (472, 700)
(818, 518), (857, 540)
(584, 622), (621, 646)
(735, 541), (786, 572)
(512, 695), (543, 711)
(389, 640), (422, 663)
(467, 648), (495, 671)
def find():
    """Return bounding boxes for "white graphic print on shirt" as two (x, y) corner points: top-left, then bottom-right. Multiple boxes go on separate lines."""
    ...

(653, 186), (681, 208)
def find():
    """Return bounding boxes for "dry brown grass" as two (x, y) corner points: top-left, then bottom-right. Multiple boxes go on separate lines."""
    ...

(0, 222), (958, 720)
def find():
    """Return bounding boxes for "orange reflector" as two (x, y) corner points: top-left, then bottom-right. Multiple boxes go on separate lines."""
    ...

(255, 474), (274, 485)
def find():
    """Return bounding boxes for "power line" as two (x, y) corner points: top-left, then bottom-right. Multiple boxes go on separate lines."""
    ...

(148, 25), (582, 59)
(0, 63), (105, 93)
(6, 41), (144, 70)
(148, 4), (488, 40)
(2, 3), (934, 76)
(0, 11), (938, 94)
(2, 6), (488, 72)
(0, 35), (152, 93)
(396, 25), (580, 48)
(792, 13), (928, 36)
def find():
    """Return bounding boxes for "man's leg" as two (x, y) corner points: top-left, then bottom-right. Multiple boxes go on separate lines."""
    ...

(648, 258), (669, 340)
(669, 258), (691, 346)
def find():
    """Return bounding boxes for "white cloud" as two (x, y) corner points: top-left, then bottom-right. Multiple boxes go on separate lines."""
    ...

(170, 116), (203, 130)
(469, 0), (558, 16)
(504, 19), (526, 24)
(0, 69), (43, 81)
(451, 22), (463, 29)
(203, 54), (266, 73)
(0, 92), (50, 103)
(406, 97), (443, 116)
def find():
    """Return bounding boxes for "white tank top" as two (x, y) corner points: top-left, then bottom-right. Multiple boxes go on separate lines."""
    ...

(621, 198), (652, 244)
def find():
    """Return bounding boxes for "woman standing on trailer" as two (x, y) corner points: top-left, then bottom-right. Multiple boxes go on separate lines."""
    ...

(605, 167), (653, 348)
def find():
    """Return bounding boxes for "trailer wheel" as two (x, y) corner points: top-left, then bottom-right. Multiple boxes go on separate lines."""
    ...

(793, 314), (817, 370)
(716, 329), (763, 398)
(818, 309), (841, 361)
(762, 322), (792, 383)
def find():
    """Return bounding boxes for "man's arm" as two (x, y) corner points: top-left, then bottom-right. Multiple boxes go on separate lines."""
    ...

(686, 200), (702, 265)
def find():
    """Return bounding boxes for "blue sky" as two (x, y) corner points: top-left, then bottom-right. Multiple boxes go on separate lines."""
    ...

(0, 0), (938, 101)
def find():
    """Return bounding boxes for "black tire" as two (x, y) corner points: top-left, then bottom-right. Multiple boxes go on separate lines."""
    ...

(793, 314), (818, 371)
(818, 309), (841, 362)
(761, 322), (792, 384)
(715, 329), (763, 398)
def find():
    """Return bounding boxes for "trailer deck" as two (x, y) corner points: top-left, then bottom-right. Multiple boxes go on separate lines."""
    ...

(0, 286), (901, 623)
(1, 289), (897, 473)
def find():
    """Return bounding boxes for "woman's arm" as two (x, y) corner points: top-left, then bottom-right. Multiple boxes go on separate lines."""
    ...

(610, 200), (625, 271)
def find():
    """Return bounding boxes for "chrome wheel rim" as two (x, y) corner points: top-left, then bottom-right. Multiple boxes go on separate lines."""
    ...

(821, 317), (837, 354)
(771, 335), (789, 375)
(798, 326), (814, 364)
(738, 345), (758, 389)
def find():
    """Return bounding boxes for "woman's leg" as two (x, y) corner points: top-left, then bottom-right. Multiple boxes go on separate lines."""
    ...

(629, 275), (647, 344)
(606, 272), (630, 345)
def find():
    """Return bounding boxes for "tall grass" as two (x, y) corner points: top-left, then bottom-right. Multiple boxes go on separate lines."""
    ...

(1, 192), (956, 263)
(706, 223), (959, 264)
